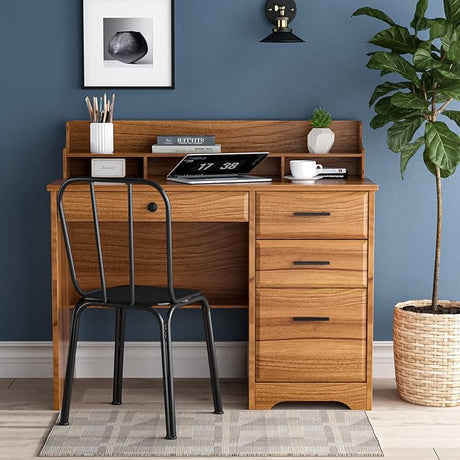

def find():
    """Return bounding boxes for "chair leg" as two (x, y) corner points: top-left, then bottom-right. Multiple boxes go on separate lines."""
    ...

(112, 308), (126, 405)
(200, 297), (223, 414)
(165, 313), (177, 439)
(58, 304), (86, 425)
(158, 313), (177, 440)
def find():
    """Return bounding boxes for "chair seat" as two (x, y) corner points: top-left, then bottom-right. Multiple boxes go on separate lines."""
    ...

(84, 285), (201, 307)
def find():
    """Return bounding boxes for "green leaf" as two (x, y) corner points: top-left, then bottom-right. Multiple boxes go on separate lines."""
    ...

(447, 40), (460, 61)
(367, 52), (420, 86)
(438, 80), (460, 99)
(433, 67), (459, 80)
(443, 109), (460, 127)
(352, 7), (396, 26)
(374, 96), (393, 115)
(423, 149), (457, 176)
(411, 0), (429, 32)
(428, 18), (449, 39)
(400, 136), (425, 177)
(444, 0), (460, 25)
(371, 97), (421, 128)
(369, 26), (420, 53)
(424, 121), (460, 177)
(387, 118), (424, 153)
(413, 42), (443, 69)
(370, 114), (390, 129)
(441, 22), (457, 52)
(390, 92), (428, 111)
(369, 81), (412, 107)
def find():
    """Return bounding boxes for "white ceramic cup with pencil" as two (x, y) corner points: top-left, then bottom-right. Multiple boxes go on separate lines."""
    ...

(85, 94), (115, 154)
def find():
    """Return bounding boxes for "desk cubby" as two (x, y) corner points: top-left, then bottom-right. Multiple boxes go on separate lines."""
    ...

(62, 120), (365, 179)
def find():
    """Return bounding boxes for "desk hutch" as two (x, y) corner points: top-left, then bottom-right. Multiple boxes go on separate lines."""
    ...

(48, 120), (377, 411)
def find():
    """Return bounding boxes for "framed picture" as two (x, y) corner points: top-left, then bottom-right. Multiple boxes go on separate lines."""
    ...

(83, 0), (174, 88)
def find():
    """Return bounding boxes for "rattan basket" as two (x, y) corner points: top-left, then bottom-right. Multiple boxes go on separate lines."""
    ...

(393, 300), (460, 407)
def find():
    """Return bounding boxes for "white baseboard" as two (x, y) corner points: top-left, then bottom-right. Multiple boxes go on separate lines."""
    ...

(373, 341), (395, 379)
(0, 341), (395, 379)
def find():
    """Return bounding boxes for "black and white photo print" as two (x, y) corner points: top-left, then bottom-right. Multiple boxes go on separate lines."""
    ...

(83, 0), (173, 88)
(104, 18), (153, 66)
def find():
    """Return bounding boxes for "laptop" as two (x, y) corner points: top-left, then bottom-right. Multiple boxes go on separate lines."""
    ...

(166, 152), (272, 184)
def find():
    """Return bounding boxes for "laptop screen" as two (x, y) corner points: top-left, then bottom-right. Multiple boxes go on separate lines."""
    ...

(167, 153), (268, 177)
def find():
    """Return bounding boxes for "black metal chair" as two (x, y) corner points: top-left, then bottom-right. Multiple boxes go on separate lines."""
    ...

(56, 177), (223, 439)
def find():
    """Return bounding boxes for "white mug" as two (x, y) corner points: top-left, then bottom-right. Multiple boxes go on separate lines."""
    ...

(290, 160), (323, 179)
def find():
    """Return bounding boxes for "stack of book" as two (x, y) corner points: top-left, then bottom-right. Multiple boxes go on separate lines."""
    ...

(317, 168), (348, 179)
(151, 135), (221, 153)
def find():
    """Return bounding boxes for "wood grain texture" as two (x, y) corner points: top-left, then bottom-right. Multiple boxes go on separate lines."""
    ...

(248, 192), (256, 409)
(256, 338), (366, 383)
(256, 288), (367, 341)
(50, 190), (74, 410)
(66, 222), (249, 306)
(48, 177), (379, 193)
(256, 192), (368, 239)
(252, 382), (370, 410)
(63, 120), (366, 179)
(256, 240), (368, 288)
(66, 120), (363, 154)
(62, 190), (248, 223)
(366, 191), (376, 409)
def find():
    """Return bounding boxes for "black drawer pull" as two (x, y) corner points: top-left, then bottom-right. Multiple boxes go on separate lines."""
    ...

(293, 317), (330, 322)
(293, 261), (330, 266)
(293, 212), (331, 217)
(147, 202), (158, 213)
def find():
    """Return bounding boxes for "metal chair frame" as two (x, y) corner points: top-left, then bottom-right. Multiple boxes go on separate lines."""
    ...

(56, 177), (223, 440)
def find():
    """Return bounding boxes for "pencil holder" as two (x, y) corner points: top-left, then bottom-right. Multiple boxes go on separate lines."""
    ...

(90, 123), (114, 154)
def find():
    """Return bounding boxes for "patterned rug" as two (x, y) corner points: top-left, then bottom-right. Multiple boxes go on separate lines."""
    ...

(40, 409), (383, 457)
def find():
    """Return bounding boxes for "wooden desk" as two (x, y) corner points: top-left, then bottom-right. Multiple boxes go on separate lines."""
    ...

(48, 120), (377, 411)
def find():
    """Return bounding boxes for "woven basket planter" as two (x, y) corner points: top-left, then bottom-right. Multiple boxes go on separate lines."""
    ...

(393, 300), (460, 407)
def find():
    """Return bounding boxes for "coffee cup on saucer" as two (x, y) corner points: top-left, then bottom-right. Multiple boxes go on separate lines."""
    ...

(289, 160), (323, 179)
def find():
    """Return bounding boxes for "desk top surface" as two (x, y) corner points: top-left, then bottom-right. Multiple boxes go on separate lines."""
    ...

(47, 177), (378, 192)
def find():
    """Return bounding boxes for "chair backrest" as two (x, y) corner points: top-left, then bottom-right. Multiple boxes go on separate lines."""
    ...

(57, 177), (177, 305)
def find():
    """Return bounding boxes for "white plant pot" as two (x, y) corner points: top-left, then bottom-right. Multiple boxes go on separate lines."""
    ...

(307, 128), (335, 153)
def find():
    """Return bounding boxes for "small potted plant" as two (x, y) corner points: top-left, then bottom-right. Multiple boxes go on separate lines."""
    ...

(307, 108), (335, 153)
(354, 0), (460, 406)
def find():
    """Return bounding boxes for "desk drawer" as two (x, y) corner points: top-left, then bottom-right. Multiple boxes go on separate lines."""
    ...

(61, 191), (248, 222)
(256, 240), (367, 288)
(256, 288), (367, 341)
(256, 192), (368, 239)
(256, 338), (366, 383)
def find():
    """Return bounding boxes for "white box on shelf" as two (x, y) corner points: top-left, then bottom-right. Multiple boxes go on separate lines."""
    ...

(91, 158), (126, 177)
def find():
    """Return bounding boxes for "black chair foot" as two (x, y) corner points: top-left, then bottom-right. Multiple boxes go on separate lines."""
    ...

(57, 421), (69, 426)
(213, 410), (224, 415)
(111, 401), (122, 405)
(165, 435), (177, 440)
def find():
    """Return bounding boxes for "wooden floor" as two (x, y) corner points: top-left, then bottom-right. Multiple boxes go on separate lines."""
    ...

(1, 378), (460, 459)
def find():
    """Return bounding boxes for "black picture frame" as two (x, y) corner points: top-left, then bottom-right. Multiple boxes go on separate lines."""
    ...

(82, 0), (174, 89)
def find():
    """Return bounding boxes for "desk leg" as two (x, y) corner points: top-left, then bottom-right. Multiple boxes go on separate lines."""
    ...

(50, 191), (72, 410)
(248, 191), (256, 409)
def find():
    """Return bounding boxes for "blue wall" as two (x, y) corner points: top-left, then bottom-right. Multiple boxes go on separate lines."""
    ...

(1, 0), (457, 342)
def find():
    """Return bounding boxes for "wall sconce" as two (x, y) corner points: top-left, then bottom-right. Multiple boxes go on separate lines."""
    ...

(260, 0), (304, 43)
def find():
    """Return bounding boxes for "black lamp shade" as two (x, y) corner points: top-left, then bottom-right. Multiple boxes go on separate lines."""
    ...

(260, 31), (304, 43)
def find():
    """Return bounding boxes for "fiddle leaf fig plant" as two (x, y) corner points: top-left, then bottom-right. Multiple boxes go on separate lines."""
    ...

(353, 0), (460, 313)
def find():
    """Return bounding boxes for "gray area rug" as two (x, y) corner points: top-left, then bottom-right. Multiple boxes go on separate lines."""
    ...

(40, 409), (383, 457)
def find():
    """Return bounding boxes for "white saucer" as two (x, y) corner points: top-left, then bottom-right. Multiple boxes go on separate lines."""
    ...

(284, 174), (322, 184)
